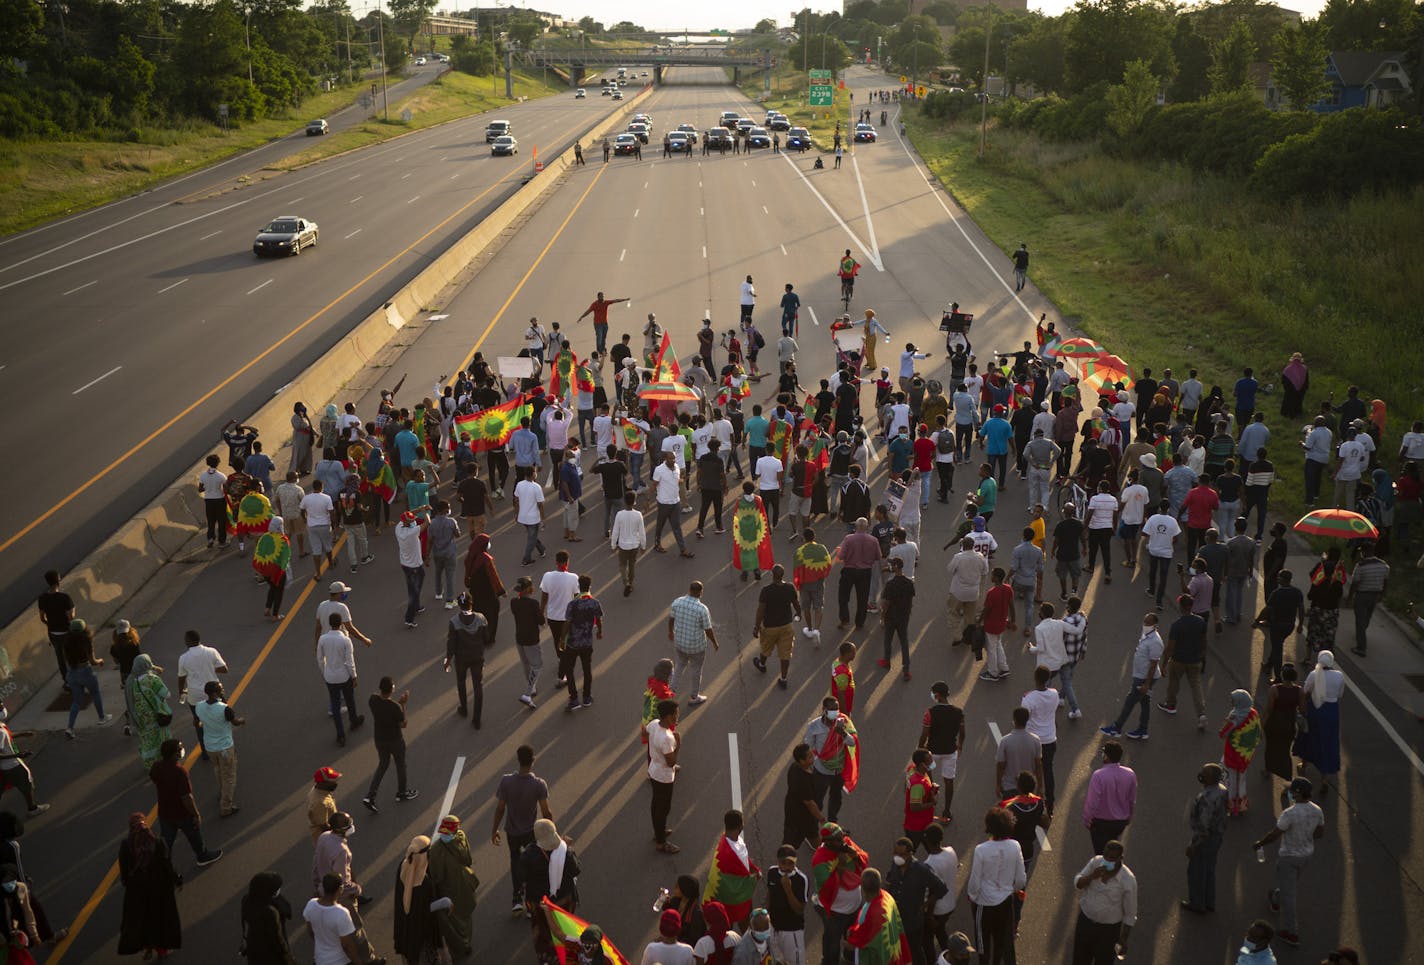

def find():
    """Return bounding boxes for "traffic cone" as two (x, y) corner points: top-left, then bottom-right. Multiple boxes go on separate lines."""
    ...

(532, 145), (542, 174)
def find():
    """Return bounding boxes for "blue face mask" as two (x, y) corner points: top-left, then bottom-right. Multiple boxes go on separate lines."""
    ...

(436, 833), (453, 844)
(1100, 860), (1117, 872)
(1, 882), (15, 893)
(752, 929), (771, 942)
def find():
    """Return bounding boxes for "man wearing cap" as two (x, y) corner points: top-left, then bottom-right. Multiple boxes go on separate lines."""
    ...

(641, 907), (694, 965)
(306, 766), (342, 843)
(429, 814), (479, 956)
(445, 593), (490, 726)
(936, 931), (975, 964)
(394, 511), (429, 628)
(520, 818), (581, 958)
(1253, 777), (1324, 948)
(313, 811), (382, 962)
(314, 581), (371, 655)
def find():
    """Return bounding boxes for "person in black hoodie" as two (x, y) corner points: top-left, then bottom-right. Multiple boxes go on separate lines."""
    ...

(240, 872), (296, 965)
(445, 594), (490, 728)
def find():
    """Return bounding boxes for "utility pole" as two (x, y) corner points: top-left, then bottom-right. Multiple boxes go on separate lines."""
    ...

(978, 12), (992, 158)
(376, 0), (389, 120)
(244, 4), (254, 85)
(803, 9), (808, 75)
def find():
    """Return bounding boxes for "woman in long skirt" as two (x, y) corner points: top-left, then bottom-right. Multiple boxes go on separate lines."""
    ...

(117, 813), (181, 958)
(1261, 663), (1302, 785)
(1296, 650), (1344, 796)
(288, 403), (314, 476)
(463, 534), (505, 642)
(124, 654), (172, 769)
(392, 836), (443, 965)
(1304, 548), (1346, 663)
(1280, 353), (1309, 418)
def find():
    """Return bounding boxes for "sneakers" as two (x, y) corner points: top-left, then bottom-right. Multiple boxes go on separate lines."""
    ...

(96, 713), (115, 727)
(876, 659), (891, 669)
(444, 602), (456, 610)
(405, 621), (418, 628)
(195, 849), (224, 867)
(777, 677), (788, 690)
(435, 593), (443, 600)
(1197, 715), (1208, 730)
(566, 698), (581, 712)
(395, 789), (420, 802)
(511, 902), (526, 917)
(1100, 725), (1122, 737)
(582, 696), (593, 707)
(1068, 709), (1083, 720)
(26, 804), (50, 816)
(362, 797), (379, 813)
(1126, 728), (1149, 740)
(63, 728), (75, 740)
(903, 670), (912, 682)
(688, 694), (708, 706)
(1156, 702), (1178, 715)
(1277, 931), (1300, 948)
(978, 670), (999, 682)
(752, 656), (767, 674)
(360, 555), (375, 565)
(519, 694), (538, 709)
(1268, 890), (1281, 913)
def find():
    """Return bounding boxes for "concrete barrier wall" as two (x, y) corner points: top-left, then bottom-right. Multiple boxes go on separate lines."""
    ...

(0, 85), (654, 713)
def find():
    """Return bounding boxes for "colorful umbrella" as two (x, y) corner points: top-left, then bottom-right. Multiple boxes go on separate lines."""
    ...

(1045, 337), (1106, 359)
(1080, 354), (1135, 394)
(637, 381), (700, 403)
(1293, 509), (1380, 540)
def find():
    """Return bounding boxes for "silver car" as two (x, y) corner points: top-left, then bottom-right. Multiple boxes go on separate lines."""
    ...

(253, 216), (319, 257)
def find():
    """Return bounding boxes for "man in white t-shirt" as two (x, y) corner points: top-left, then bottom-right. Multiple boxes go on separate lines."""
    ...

(711, 412), (734, 469)
(304, 874), (362, 965)
(300, 480), (337, 579)
(592, 406), (614, 453)
(540, 550), (580, 675)
(1139, 501), (1182, 611)
(177, 629), (228, 759)
(1117, 472), (1150, 568)
(514, 467), (547, 566)
(524, 317), (546, 366)
(1110, 391), (1136, 443)
(394, 511), (428, 628)
(647, 699), (681, 853)
(1021, 665), (1061, 811)
(1253, 777), (1325, 946)
(651, 452), (692, 557)
(1085, 481), (1120, 579)
(1333, 429), (1369, 510)
(755, 452), (784, 530)
(314, 581), (371, 654)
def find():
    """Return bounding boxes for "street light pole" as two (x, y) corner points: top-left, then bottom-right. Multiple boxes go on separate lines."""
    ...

(244, 4), (253, 85)
(376, 0), (389, 120)
(978, 13), (991, 157)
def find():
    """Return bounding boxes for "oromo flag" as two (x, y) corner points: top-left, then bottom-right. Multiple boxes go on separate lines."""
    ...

(453, 395), (530, 453)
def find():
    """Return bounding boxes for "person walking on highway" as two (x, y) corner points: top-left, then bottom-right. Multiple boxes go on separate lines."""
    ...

(1182, 762), (1228, 915)
(1082, 740), (1137, 854)
(306, 766), (341, 844)
(395, 510), (429, 628)
(149, 738), (223, 868)
(316, 613), (364, 747)
(573, 142), (584, 166)
(197, 455), (229, 550)
(444, 592), (489, 728)
(194, 680), (244, 818)
(646, 699), (681, 854)
(753, 563), (801, 690)
(577, 291), (629, 355)
(669, 580), (717, 704)
(491, 744), (555, 915)
(652, 451), (694, 557)
(1252, 777), (1325, 949)
(610, 491), (646, 596)
(559, 574), (604, 711)
(1071, 839), (1138, 964)
(1011, 244), (1030, 292)
(362, 675), (417, 813)
(602, 138), (610, 163)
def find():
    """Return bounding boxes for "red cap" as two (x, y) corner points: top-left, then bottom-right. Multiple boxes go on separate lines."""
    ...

(993, 404), (1006, 414)
(314, 766), (341, 785)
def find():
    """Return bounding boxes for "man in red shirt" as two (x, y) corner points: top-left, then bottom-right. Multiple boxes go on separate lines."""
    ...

(903, 749), (938, 849)
(912, 424), (937, 509)
(576, 291), (629, 354)
(980, 566), (1016, 681)
(1181, 475), (1221, 560)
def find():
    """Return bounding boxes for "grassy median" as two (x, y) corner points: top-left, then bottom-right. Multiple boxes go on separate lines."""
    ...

(0, 69), (561, 235)
(904, 107), (1424, 613)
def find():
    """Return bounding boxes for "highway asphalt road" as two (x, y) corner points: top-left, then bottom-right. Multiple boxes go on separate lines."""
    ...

(0, 67), (629, 626)
(12, 67), (1424, 965)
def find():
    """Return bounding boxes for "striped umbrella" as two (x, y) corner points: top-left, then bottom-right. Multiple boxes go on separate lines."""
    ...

(1045, 336), (1106, 359)
(1293, 508), (1379, 540)
(637, 381), (701, 403)
(1080, 354), (1135, 394)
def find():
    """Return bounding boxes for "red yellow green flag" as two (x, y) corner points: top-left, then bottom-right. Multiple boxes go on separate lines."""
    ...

(705, 835), (761, 924)
(808, 432), (832, 472)
(354, 443), (397, 504)
(453, 395), (531, 453)
(810, 828), (868, 908)
(575, 362), (595, 399)
(1223, 708), (1262, 772)
(619, 420), (646, 453)
(641, 676), (675, 745)
(731, 494), (774, 572)
(540, 897), (631, 965)
(233, 492), (274, 537)
(549, 348), (578, 403)
(768, 417), (792, 464)
(793, 540), (832, 590)
(814, 713), (860, 794)
(830, 661), (855, 715)
(251, 530), (291, 584)
(653, 331), (682, 383)
(845, 890), (913, 965)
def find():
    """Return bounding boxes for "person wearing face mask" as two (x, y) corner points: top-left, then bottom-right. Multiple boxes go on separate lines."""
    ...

(902, 751), (939, 852)
(886, 838), (948, 965)
(809, 823), (868, 965)
(1235, 920), (1277, 964)
(1182, 763), (1228, 915)
(0, 864), (40, 963)
(804, 698), (859, 823)
(729, 908), (775, 964)
(1071, 840), (1137, 965)
(311, 812), (380, 963)
(392, 835), (443, 964)
(428, 815), (478, 957)
(240, 871), (297, 965)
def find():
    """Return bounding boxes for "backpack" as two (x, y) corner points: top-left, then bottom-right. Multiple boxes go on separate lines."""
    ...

(829, 444), (853, 475)
(753, 329), (766, 350)
(936, 431), (955, 455)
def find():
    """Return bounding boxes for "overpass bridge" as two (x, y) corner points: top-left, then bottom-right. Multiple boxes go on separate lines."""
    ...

(521, 45), (773, 86)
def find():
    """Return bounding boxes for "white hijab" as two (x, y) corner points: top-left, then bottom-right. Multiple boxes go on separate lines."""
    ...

(1308, 650), (1342, 708)
(547, 839), (568, 897)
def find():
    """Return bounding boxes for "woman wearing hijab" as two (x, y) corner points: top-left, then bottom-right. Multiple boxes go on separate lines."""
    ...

(1195, 387), (1224, 437)
(1262, 663), (1302, 788)
(463, 534), (505, 642)
(289, 403), (315, 476)
(693, 900), (738, 965)
(318, 404), (341, 454)
(117, 813), (181, 958)
(0, 864), (40, 964)
(1280, 353), (1309, 417)
(1359, 467), (1395, 554)
(0, 815), (61, 946)
(1218, 690), (1262, 816)
(1296, 651), (1344, 795)
(393, 835), (444, 965)
(240, 872), (296, 965)
(1305, 547), (1347, 662)
(254, 516), (294, 622)
(125, 654), (173, 769)
(428, 815), (479, 957)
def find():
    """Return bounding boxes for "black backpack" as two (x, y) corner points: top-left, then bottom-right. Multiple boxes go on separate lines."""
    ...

(829, 444), (853, 475)
(936, 431), (955, 455)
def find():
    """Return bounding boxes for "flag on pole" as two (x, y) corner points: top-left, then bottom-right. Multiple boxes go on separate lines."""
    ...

(540, 897), (632, 965)
(549, 348), (578, 403)
(453, 395), (531, 453)
(653, 331), (682, 383)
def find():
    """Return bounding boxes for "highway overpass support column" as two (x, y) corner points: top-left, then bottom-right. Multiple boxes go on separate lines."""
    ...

(732, 66), (740, 84)
(570, 64), (584, 87)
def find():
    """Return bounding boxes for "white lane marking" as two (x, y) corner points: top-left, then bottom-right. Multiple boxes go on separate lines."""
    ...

(777, 152), (883, 272)
(643, 182), (648, 189)
(808, 306), (819, 327)
(428, 313), (449, 321)
(449, 173), (460, 180)
(762, 205), (768, 214)
(157, 278), (188, 294)
(393, 156), (405, 162)
(851, 155), (882, 268)
(634, 209), (639, 218)
(407, 196), (421, 204)
(700, 207), (704, 216)
(349, 195), (363, 204)
(1036, 826), (1052, 852)
(348, 174), (361, 181)
(619, 248), (626, 262)
(401, 172), (413, 180)
(728, 733), (743, 811)
(200, 231), (222, 241)
(439, 156), (448, 161)
(702, 245), (707, 259)
(1343, 671), (1424, 778)
(434, 756), (467, 835)
(699, 181), (703, 188)
(988, 721), (1003, 745)
(72, 365), (121, 395)
(890, 104), (1034, 321)
(752, 180), (756, 187)
(247, 279), (273, 295)
(345, 229), (362, 239)
(63, 280), (97, 296)
(780, 243), (788, 256)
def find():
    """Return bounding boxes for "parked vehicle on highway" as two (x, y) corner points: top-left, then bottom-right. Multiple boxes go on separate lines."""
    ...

(575, 88), (586, 98)
(735, 118), (755, 137)
(306, 119), (329, 136)
(253, 216), (319, 257)
(705, 128), (733, 149)
(485, 119), (511, 142)
(767, 115), (791, 132)
(676, 123), (698, 144)
(491, 135), (518, 156)
(613, 133), (638, 155)
(628, 123), (650, 143)
(632, 112), (653, 129)
(786, 127), (812, 150)
(853, 122), (877, 143)
(720, 110), (741, 129)
(745, 126), (771, 149)
(668, 132), (692, 153)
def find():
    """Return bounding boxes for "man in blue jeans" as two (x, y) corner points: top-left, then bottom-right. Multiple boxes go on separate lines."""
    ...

(1101, 613), (1163, 740)
(62, 620), (113, 739)
(394, 511), (428, 628)
(149, 738), (223, 867)
(316, 613), (366, 746)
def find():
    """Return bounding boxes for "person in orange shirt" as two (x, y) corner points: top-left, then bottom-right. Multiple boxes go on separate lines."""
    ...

(830, 642), (857, 713)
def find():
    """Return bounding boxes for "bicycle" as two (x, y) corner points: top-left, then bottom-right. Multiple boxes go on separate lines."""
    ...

(840, 276), (854, 312)
(1051, 472), (1089, 520)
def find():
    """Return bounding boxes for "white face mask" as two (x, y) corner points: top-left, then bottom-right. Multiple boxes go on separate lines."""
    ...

(892, 855), (907, 866)
(0, 707), (8, 723)
(825, 710), (840, 722)
(344, 823), (356, 838)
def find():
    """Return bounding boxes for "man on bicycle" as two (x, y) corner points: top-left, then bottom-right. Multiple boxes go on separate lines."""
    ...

(838, 250), (860, 302)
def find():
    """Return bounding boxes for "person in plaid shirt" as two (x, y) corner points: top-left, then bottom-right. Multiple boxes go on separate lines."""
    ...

(668, 581), (718, 705)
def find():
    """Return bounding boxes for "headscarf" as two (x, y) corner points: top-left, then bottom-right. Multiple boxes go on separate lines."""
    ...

(342, 471), (362, 499)
(242, 871), (290, 926)
(702, 901), (733, 964)
(126, 812), (156, 870)
(1310, 650), (1340, 708)
(399, 835), (431, 914)
(324, 403), (339, 421)
(124, 654), (164, 729)
(1373, 468), (1395, 510)
(1371, 399), (1387, 436)
(466, 534), (493, 576)
(1282, 354), (1308, 390)
(1227, 689), (1254, 725)
(268, 515), (285, 534)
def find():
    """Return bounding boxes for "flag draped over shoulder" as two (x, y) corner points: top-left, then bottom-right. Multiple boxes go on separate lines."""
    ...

(232, 492), (273, 537)
(453, 395), (530, 454)
(640, 675), (674, 745)
(251, 530), (291, 584)
(704, 836), (761, 924)
(731, 495), (774, 572)
(653, 331), (682, 383)
(348, 442), (397, 504)
(549, 348), (578, 404)
(810, 828), (868, 909)
(807, 432), (832, 472)
(768, 417), (792, 465)
(575, 362), (594, 400)
(1222, 709), (1263, 772)
(793, 541), (832, 590)
(829, 661), (855, 715)
(845, 891), (913, 965)
(540, 897), (631, 965)
(619, 420), (646, 453)
(815, 715), (860, 794)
